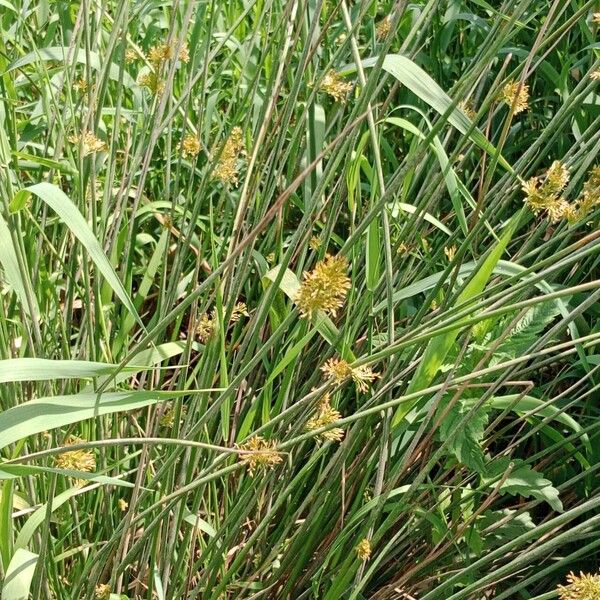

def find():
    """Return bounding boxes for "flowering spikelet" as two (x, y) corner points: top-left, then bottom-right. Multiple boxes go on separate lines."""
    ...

(444, 245), (456, 261)
(568, 165), (600, 223)
(558, 571), (600, 600)
(375, 15), (392, 40)
(321, 357), (379, 392)
(523, 160), (571, 221)
(125, 48), (137, 63)
(309, 235), (322, 250)
(54, 437), (96, 472)
(230, 302), (249, 323)
(94, 584), (111, 600)
(306, 393), (344, 442)
(295, 254), (351, 319)
(213, 126), (246, 185)
(182, 134), (201, 158)
(238, 436), (283, 476)
(73, 77), (88, 94)
(593, 12), (600, 25)
(319, 70), (353, 102)
(137, 70), (165, 94)
(160, 403), (187, 428)
(148, 42), (189, 65)
(355, 538), (371, 561)
(196, 313), (216, 343)
(68, 131), (107, 156)
(118, 498), (128, 512)
(590, 70), (600, 81)
(458, 99), (476, 120)
(500, 80), (529, 114)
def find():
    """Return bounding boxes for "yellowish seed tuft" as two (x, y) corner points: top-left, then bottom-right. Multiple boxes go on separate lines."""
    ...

(295, 255), (351, 319)
(182, 134), (201, 158)
(321, 357), (379, 392)
(230, 302), (249, 324)
(237, 436), (283, 476)
(73, 77), (88, 94)
(591, 70), (600, 81)
(558, 571), (600, 600)
(444, 245), (456, 261)
(94, 584), (111, 600)
(306, 393), (344, 442)
(54, 437), (96, 472)
(213, 126), (246, 185)
(309, 235), (322, 250)
(196, 313), (216, 343)
(137, 70), (165, 94)
(319, 70), (353, 102)
(125, 48), (138, 63)
(500, 80), (529, 114)
(458, 99), (476, 120)
(118, 498), (129, 512)
(68, 131), (107, 156)
(375, 15), (392, 40)
(355, 538), (371, 561)
(593, 12), (600, 24)
(522, 160), (572, 222)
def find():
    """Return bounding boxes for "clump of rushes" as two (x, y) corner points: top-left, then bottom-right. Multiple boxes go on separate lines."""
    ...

(182, 134), (201, 158)
(355, 538), (372, 561)
(522, 160), (571, 222)
(212, 126), (246, 185)
(319, 70), (353, 102)
(237, 436), (283, 476)
(500, 79), (529, 114)
(306, 393), (344, 442)
(295, 255), (351, 318)
(68, 131), (107, 156)
(375, 15), (392, 40)
(54, 437), (96, 472)
(558, 571), (600, 599)
(321, 357), (379, 392)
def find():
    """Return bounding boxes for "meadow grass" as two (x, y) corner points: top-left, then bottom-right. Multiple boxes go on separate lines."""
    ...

(1, 0), (600, 598)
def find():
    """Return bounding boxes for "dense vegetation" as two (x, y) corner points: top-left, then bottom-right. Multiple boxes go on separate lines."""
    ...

(1, 0), (600, 598)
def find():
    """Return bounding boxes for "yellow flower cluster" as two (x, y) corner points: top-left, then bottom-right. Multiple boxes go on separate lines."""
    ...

(137, 71), (165, 94)
(319, 70), (353, 102)
(212, 126), (246, 185)
(68, 131), (107, 156)
(355, 538), (371, 561)
(94, 584), (111, 600)
(237, 435), (283, 476)
(148, 42), (189, 65)
(137, 40), (189, 95)
(500, 79), (529, 114)
(54, 437), (96, 472)
(523, 162), (600, 224)
(182, 134), (201, 158)
(295, 255), (351, 319)
(306, 393), (344, 442)
(196, 302), (249, 343)
(321, 357), (379, 392)
(558, 571), (600, 600)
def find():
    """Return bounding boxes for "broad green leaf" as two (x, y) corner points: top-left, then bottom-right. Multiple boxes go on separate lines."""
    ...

(8, 190), (30, 214)
(6, 47), (136, 89)
(343, 55), (514, 173)
(26, 182), (143, 328)
(0, 358), (139, 384)
(392, 210), (523, 428)
(0, 390), (188, 451)
(2, 549), (38, 600)
(486, 458), (563, 512)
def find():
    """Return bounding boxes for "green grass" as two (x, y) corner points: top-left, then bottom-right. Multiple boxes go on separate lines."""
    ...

(1, 0), (600, 598)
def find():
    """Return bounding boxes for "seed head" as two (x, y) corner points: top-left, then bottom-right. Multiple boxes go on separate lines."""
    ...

(319, 70), (353, 102)
(591, 70), (600, 81)
(182, 134), (201, 158)
(196, 313), (216, 343)
(593, 12), (600, 24)
(444, 245), (456, 261)
(523, 160), (570, 220)
(355, 538), (371, 561)
(230, 302), (249, 324)
(68, 131), (107, 156)
(213, 126), (246, 185)
(309, 235), (322, 250)
(54, 437), (96, 472)
(306, 393), (344, 442)
(137, 70), (165, 94)
(94, 584), (111, 600)
(237, 436), (283, 476)
(500, 80), (529, 114)
(73, 77), (88, 94)
(558, 571), (600, 600)
(375, 15), (392, 40)
(118, 498), (129, 512)
(321, 357), (379, 392)
(458, 99), (476, 120)
(295, 255), (351, 319)
(125, 48), (138, 63)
